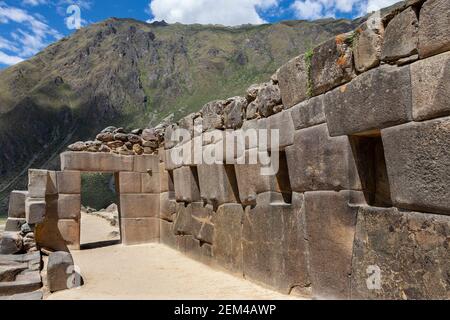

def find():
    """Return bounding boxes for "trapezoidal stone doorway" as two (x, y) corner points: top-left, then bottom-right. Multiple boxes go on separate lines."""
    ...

(36, 152), (161, 252)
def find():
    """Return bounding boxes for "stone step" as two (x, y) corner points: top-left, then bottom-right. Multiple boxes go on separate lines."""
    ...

(0, 290), (43, 300)
(0, 271), (42, 296)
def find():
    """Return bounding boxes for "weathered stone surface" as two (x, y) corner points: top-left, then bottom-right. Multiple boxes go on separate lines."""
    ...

(239, 119), (258, 150)
(159, 163), (174, 193)
(266, 109), (294, 150)
(382, 117), (450, 215)
(173, 167), (201, 203)
(311, 33), (354, 96)
(242, 193), (310, 294)
(245, 101), (258, 120)
(160, 192), (177, 221)
(47, 251), (82, 292)
(57, 219), (80, 250)
(173, 203), (193, 236)
(197, 163), (240, 207)
(160, 219), (177, 249)
(353, 17), (383, 72)
(118, 172), (142, 194)
(60, 152), (134, 172)
(255, 83), (282, 118)
(235, 149), (284, 206)
(418, 0), (450, 58)
(285, 124), (361, 192)
(67, 141), (87, 152)
(213, 204), (244, 274)
(304, 190), (366, 299)
(381, 7), (418, 62)
(201, 100), (225, 131)
(184, 235), (213, 265)
(0, 232), (23, 255)
(351, 206), (450, 300)
(190, 202), (214, 244)
(28, 170), (48, 198)
(120, 194), (160, 219)
(277, 54), (308, 109)
(141, 171), (160, 194)
(0, 291), (43, 300)
(164, 123), (179, 149)
(164, 148), (183, 171)
(8, 191), (28, 219)
(134, 154), (159, 173)
(57, 194), (81, 220)
(0, 271), (41, 296)
(224, 97), (247, 130)
(324, 65), (412, 136)
(4, 218), (26, 232)
(178, 113), (196, 139)
(411, 52), (450, 121)
(290, 95), (326, 130)
(25, 198), (46, 225)
(245, 83), (265, 102)
(56, 171), (81, 194)
(0, 264), (28, 282)
(121, 218), (160, 245)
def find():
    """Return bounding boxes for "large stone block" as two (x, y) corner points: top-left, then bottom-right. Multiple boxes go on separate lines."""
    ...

(8, 191), (28, 219)
(0, 271), (42, 297)
(190, 202), (214, 244)
(184, 235), (213, 265)
(353, 17), (383, 72)
(223, 96), (247, 130)
(311, 33), (354, 96)
(120, 194), (160, 219)
(60, 152), (134, 172)
(173, 166), (201, 203)
(418, 0), (450, 58)
(324, 65), (412, 136)
(4, 218), (26, 232)
(235, 149), (284, 206)
(351, 207), (450, 300)
(382, 117), (450, 215)
(121, 218), (160, 245)
(118, 172), (142, 194)
(57, 194), (81, 220)
(28, 170), (50, 198)
(197, 163), (240, 207)
(134, 154), (159, 173)
(242, 192), (310, 295)
(381, 7), (418, 62)
(266, 109), (294, 150)
(411, 52), (450, 121)
(47, 251), (82, 292)
(304, 191), (365, 299)
(201, 100), (225, 131)
(160, 192), (177, 222)
(290, 95), (326, 130)
(0, 232), (23, 255)
(164, 148), (183, 171)
(25, 198), (46, 225)
(285, 124), (362, 193)
(212, 204), (244, 274)
(56, 171), (81, 194)
(141, 171), (160, 194)
(277, 54), (309, 109)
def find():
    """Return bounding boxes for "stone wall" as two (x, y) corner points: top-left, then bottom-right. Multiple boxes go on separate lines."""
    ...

(3, 0), (449, 300)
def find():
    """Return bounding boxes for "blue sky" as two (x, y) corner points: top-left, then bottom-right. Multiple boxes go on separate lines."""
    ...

(0, 0), (400, 68)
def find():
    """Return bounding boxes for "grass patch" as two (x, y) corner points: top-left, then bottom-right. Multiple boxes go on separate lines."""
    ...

(304, 48), (314, 98)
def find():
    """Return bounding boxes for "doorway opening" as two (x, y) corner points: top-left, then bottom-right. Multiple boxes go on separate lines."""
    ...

(80, 172), (121, 249)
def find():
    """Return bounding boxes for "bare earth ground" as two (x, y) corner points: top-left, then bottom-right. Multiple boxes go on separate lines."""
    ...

(48, 214), (300, 300)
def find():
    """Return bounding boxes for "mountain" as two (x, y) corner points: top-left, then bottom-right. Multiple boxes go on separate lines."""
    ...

(0, 16), (366, 213)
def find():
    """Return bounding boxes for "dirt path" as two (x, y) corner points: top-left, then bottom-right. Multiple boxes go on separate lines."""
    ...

(47, 243), (301, 300)
(80, 213), (119, 245)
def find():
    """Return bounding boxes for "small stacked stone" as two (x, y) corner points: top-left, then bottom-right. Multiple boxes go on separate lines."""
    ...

(67, 126), (164, 156)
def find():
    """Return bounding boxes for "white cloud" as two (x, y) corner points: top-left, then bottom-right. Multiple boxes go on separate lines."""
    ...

(0, 51), (24, 65)
(22, 0), (49, 6)
(292, 0), (400, 20)
(148, 0), (279, 26)
(0, 2), (62, 65)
